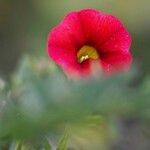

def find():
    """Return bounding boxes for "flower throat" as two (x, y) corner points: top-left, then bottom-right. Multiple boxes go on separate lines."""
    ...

(77, 45), (99, 63)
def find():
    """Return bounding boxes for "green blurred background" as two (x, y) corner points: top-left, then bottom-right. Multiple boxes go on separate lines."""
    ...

(0, 0), (150, 78)
(0, 1), (150, 150)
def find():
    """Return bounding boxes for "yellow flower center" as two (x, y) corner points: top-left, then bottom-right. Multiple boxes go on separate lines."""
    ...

(77, 45), (99, 63)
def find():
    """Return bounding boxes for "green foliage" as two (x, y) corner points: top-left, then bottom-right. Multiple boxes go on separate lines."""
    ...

(56, 128), (69, 150)
(0, 56), (150, 149)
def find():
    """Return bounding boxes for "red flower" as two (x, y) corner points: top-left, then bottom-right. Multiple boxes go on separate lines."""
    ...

(47, 9), (132, 77)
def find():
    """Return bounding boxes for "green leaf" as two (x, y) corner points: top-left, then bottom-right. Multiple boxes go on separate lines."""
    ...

(44, 139), (52, 150)
(56, 128), (70, 150)
(16, 141), (22, 150)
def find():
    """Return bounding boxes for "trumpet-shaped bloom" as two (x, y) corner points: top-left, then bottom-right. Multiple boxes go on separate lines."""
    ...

(48, 9), (132, 77)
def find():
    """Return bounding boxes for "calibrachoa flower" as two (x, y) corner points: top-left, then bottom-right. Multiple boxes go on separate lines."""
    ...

(48, 9), (132, 77)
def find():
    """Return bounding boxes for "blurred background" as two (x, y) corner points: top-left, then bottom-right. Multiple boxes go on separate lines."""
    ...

(0, 0), (150, 150)
(0, 0), (150, 78)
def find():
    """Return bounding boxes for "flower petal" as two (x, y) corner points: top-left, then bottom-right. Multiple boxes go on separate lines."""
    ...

(48, 12), (85, 51)
(100, 51), (132, 73)
(48, 11), (90, 77)
(78, 9), (105, 45)
(100, 27), (131, 53)
(78, 9), (131, 53)
(49, 46), (91, 77)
